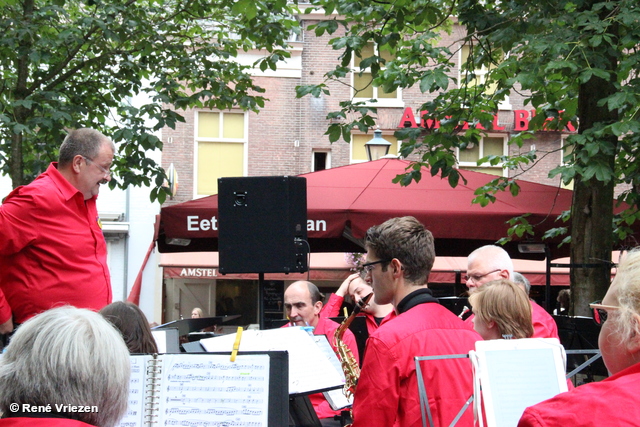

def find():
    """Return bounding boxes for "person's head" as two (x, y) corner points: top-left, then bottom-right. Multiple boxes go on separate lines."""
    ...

(512, 272), (531, 296)
(100, 301), (158, 354)
(191, 307), (204, 318)
(468, 279), (534, 340)
(0, 306), (130, 427)
(284, 281), (324, 327)
(364, 216), (435, 306)
(58, 128), (115, 200)
(595, 249), (640, 375)
(466, 245), (514, 293)
(557, 289), (570, 308)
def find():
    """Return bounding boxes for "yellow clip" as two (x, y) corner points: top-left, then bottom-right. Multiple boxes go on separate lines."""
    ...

(343, 307), (348, 317)
(230, 326), (243, 362)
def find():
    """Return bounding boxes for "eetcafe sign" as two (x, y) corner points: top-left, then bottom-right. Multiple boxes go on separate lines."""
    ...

(398, 108), (577, 132)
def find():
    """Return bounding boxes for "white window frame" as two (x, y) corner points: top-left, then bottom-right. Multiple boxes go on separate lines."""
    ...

(193, 110), (249, 198)
(311, 149), (331, 171)
(458, 45), (512, 111)
(352, 45), (404, 108)
(456, 134), (508, 177)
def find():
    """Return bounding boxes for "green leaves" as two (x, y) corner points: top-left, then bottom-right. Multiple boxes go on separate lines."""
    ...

(1, 0), (299, 199)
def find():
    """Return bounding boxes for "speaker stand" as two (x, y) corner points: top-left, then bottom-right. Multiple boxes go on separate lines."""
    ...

(259, 272), (265, 330)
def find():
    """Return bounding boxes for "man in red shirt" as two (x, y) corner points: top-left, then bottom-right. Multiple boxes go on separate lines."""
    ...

(283, 280), (360, 423)
(464, 246), (560, 341)
(0, 128), (114, 337)
(351, 216), (480, 427)
(321, 272), (395, 334)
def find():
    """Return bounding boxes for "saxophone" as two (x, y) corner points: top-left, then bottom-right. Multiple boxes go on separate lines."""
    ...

(333, 292), (373, 400)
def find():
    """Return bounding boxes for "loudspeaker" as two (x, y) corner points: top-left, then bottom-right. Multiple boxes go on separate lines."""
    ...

(218, 176), (308, 274)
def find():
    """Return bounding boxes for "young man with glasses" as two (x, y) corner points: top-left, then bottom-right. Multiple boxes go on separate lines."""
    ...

(0, 128), (114, 341)
(350, 216), (481, 427)
(519, 248), (640, 426)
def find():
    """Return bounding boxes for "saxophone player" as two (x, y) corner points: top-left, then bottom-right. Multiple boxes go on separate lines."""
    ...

(351, 216), (481, 427)
(283, 281), (360, 424)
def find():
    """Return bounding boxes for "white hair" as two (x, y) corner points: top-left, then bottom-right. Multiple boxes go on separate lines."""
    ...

(468, 245), (514, 277)
(0, 307), (130, 427)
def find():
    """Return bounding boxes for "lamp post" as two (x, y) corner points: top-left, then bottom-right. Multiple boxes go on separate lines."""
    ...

(364, 128), (392, 161)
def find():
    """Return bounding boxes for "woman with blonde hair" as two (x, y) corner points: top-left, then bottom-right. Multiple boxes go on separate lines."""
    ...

(468, 279), (534, 340)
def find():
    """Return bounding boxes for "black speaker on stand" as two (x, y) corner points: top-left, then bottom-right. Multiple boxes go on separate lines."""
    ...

(218, 176), (309, 328)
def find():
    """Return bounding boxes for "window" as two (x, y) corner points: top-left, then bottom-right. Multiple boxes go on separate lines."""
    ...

(350, 133), (399, 163)
(459, 45), (511, 110)
(457, 136), (507, 176)
(195, 111), (247, 196)
(312, 150), (330, 171)
(353, 43), (403, 107)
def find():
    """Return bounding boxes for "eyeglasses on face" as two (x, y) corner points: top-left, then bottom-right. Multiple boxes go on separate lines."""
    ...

(82, 155), (112, 177)
(589, 301), (619, 326)
(464, 268), (500, 283)
(362, 259), (391, 274)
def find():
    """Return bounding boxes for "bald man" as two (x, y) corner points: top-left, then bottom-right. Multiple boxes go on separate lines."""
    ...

(284, 281), (360, 423)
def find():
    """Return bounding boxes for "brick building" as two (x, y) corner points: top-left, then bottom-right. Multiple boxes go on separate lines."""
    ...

(158, 12), (574, 324)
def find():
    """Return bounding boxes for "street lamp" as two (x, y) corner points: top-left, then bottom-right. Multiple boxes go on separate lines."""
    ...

(365, 128), (392, 161)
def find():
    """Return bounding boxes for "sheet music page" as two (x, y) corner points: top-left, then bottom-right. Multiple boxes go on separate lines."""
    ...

(475, 339), (567, 427)
(312, 335), (352, 410)
(115, 354), (152, 427)
(156, 354), (270, 427)
(201, 327), (344, 394)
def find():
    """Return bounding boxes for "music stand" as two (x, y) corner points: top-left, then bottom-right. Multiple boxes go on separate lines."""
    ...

(330, 316), (368, 367)
(152, 315), (241, 336)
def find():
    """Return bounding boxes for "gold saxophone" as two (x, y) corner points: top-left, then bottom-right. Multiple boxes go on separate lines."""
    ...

(333, 292), (373, 400)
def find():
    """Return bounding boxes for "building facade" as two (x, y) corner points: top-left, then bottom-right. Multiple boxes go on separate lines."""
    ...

(158, 13), (575, 325)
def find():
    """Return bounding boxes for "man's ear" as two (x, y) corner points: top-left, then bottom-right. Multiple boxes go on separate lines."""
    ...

(390, 258), (404, 278)
(72, 155), (84, 173)
(313, 300), (323, 315)
(500, 269), (510, 279)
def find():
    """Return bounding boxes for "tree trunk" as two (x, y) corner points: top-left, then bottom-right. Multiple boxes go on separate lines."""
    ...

(570, 75), (618, 317)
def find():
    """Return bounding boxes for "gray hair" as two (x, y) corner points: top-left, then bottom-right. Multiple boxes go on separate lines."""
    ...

(512, 272), (531, 296)
(468, 245), (514, 277)
(58, 128), (114, 167)
(609, 248), (640, 343)
(0, 307), (130, 427)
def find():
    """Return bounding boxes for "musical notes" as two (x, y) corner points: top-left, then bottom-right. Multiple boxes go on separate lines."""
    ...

(158, 354), (269, 427)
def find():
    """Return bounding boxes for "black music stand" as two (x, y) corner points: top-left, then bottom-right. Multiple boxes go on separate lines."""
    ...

(553, 315), (608, 380)
(152, 315), (241, 336)
(330, 316), (368, 367)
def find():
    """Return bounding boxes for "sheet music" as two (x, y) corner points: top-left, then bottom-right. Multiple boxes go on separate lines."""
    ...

(157, 354), (270, 427)
(201, 327), (344, 394)
(312, 335), (352, 410)
(474, 338), (568, 427)
(116, 355), (151, 427)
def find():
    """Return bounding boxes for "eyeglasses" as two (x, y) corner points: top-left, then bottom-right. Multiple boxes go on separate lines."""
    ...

(362, 259), (391, 274)
(464, 269), (500, 283)
(589, 301), (619, 326)
(82, 156), (112, 177)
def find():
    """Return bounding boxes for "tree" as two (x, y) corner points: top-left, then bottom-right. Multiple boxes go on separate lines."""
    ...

(0, 0), (299, 202)
(297, 0), (640, 315)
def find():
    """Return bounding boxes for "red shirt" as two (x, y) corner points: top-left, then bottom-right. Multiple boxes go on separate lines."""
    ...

(0, 163), (111, 324)
(465, 301), (560, 340)
(283, 316), (360, 419)
(321, 293), (396, 334)
(352, 300), (481, 427)
(518, 362), (640, 427)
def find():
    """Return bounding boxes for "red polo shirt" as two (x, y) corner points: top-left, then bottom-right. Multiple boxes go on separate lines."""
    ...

(0, 163), (111, 324)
